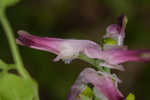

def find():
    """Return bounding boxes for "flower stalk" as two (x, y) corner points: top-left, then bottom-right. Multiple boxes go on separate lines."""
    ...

(0, 10), (31, 80)
(78, 54), (111, 73)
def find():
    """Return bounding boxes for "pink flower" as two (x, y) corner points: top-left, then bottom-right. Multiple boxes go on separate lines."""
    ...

(101, 14), (150, 70)
(67, 68), (124, 100)
(104, 14), (128, 46)
(16, 30), (102, 64)
(99, 48), (150, 71)
(16, 30), (150, 70)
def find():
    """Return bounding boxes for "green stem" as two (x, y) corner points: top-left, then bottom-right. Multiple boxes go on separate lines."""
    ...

(79, 54), (111, 73)
(78, 54), (104, 71)
(0, 9), (39, 100)
(103, 67), (111, 73)
(0, 10), (31, 80)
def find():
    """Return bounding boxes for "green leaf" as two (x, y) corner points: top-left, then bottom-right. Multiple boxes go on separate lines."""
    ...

(0, 74), (35, 100)
(126, 93), (135, 100)
(0, 0), (20, 10)
(0, 60), (8, 69)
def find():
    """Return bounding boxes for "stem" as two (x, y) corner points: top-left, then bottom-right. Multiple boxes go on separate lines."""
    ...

(0, 9), (39, 100)
(0, 10), (31, 80)
(103, 67), (111, 73)
(78, 54), (104, 71)
(79, 54), (111, 73)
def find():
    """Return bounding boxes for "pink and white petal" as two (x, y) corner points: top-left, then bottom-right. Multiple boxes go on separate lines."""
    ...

(106, 24), (120, 35)
(67, 68), (124, 100)
(16, 30), (102, 63)
(84, 69), (124, 100)
(100, 48), (150, 66)
(83, 46), (102, 59)
(17, 30), (63, 54)
(104, 14), (127, 47)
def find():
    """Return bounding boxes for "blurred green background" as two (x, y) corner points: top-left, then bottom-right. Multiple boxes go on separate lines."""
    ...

(0, 0), (150, 100)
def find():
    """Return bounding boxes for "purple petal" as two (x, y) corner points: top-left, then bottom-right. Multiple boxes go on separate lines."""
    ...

(67, 68), (91, 100)
(67, 68), (124, 100)
(84, 69), (124, 100)
(17, 30), (63, 54)
(100, 48), (150, 66)
(106, 24), (120, 35)
(106, 14), (126, 35)
(16, 30), (102, 63)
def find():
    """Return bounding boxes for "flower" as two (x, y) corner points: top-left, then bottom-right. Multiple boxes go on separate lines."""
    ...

(16, 30), (102, 64)
(104, 14), (128, 47)
(101, 14), (150, 70)
(99, 48), (150, 71)
(67, 68), (124, 100)
(16, 30), (150, 70)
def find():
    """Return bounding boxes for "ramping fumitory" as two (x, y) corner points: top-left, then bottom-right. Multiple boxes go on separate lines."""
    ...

(67, 68), (124, 100)
(16, 30), (150, 71)
(16, 30), (102, 64)
(104, 14), (128, 47)
(16, 14), (150, 100)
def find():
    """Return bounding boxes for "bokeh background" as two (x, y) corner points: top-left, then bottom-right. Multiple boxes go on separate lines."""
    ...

(0, 0), (150, 100)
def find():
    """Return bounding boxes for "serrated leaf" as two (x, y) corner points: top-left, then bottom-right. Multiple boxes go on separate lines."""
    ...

(0, 73), (35, 100)
(0, 0), (20, 10)
(126, 93), (135, 100)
